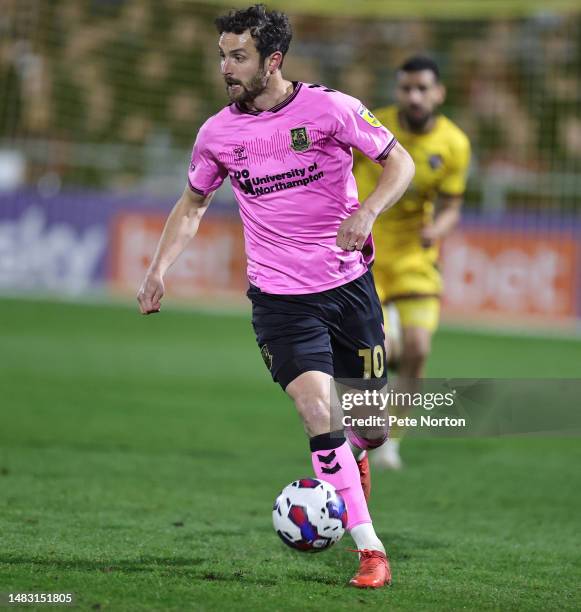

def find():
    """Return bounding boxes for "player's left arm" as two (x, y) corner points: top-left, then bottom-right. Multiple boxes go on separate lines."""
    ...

(337, 143), (415, 251)
(420, 194), (463, 248)
(421, 132), (471, 248)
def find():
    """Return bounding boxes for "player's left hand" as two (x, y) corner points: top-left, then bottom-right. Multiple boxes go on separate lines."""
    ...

(337, 208), (375, 251)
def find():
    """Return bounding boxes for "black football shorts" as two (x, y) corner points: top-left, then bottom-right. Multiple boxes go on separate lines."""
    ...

(248, 270), (387, 389)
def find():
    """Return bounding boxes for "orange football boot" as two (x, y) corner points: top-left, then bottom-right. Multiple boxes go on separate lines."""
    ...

(349, 549), (392, 588)
(356, 451), (371, 502)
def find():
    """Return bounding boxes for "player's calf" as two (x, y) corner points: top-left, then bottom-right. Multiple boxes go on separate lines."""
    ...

(310, 432), (385, 556)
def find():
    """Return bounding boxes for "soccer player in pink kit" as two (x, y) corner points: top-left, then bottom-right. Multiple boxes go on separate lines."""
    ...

(137, 5), (414, 588)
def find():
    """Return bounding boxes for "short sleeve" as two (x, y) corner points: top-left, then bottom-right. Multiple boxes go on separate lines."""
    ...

(439, 132), (471, 196)
(187, 122), (227, 196)
(333, 94), (397, 162)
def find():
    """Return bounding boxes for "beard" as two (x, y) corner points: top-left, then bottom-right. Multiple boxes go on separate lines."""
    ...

(225, 68), (268, 105)
(402, 108), (433, 131)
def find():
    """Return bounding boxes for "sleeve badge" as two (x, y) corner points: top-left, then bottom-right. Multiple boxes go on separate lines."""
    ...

(356, 105), (383, 128)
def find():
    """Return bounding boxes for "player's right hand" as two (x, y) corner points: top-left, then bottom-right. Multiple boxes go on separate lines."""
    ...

(137, 273), (165, 315)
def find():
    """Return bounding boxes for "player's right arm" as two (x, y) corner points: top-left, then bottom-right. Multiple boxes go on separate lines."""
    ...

(136, 187), (213, 315)
(138, 117), (227, 315)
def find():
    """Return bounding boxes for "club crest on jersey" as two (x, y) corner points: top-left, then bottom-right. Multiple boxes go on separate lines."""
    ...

(429, 154), (444, 170)
(356, 105), (383, 128)
(290, 127), (311, 152)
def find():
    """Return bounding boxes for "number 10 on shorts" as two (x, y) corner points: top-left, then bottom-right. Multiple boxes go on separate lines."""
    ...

(358, 345), (385, 379)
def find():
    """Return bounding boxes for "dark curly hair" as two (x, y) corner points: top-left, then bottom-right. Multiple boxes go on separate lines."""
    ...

(399, 56), (441, 81)
(215, 4), (292, 65)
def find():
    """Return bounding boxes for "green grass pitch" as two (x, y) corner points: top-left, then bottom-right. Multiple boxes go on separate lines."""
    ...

(1, 298), (580, 611)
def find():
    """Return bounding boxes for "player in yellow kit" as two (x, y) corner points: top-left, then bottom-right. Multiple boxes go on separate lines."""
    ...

(354, 56), (471, 469)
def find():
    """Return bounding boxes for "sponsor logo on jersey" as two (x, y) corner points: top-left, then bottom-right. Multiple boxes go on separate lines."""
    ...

(232, 162), (324, 197)
(290, 127), (311, 152)
(233, 146), (247, 161)
(357, 105), (383, 128)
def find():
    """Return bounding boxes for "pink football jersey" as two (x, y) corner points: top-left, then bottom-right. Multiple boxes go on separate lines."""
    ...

(188, 82), (397, 295)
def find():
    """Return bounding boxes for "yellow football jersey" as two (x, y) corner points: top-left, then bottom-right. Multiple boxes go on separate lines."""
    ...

(354, 105), (470, 301)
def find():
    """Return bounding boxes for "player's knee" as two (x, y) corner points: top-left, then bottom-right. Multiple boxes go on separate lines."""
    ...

(407, 342), (429, 363)
(386, 336), (401, 371)
(292, 392), (331, 437)
(401, 335), (431, 372)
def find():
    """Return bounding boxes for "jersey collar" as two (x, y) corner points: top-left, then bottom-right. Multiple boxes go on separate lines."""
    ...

(235, 81), (302, 115)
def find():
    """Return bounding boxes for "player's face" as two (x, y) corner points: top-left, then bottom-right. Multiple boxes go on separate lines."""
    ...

(219, 30), (268, 104)
(396, 70), (445, 130)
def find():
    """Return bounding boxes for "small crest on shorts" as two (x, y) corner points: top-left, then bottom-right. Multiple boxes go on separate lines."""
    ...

(260, 344), (273, 370)
(290, 127), (311, 152)
(429, 154), (444, 170)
